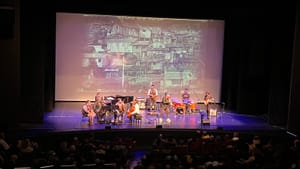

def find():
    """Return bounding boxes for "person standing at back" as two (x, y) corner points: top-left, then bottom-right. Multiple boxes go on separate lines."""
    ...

(147, 84), (158, 112)
(204, 91), (213, 119)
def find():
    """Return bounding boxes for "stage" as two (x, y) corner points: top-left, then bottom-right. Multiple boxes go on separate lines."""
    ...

(17, 102), (284, 135)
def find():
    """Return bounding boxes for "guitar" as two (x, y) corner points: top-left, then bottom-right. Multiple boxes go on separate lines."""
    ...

(149, 93), (158, 101)
(204, 92), (213, 105)
(204, 99), (210, 106)
(204, 97), (214, 105)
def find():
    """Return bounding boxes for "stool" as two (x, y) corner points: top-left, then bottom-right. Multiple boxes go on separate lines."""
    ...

(200, 113), (210, 127)
(133, 114), (142, 124)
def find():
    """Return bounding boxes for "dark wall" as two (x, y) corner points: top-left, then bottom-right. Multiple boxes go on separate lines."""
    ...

(0, 0), (20, 127)
(221, 7), (295, 127)
(2, 0), (298, 133)
(18, 0), (55, 123)
(288, 2), (300, 135)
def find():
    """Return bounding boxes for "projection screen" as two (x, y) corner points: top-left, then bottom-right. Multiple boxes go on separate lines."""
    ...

(56, 13), (224, 102)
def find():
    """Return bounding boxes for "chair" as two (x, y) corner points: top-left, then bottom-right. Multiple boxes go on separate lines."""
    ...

(40, 165), (56, 169)
(133, 114), (142, 124)
(104, 163), (116, 169)
(81, 163), (97, 168)
(59, 164), (77, 168)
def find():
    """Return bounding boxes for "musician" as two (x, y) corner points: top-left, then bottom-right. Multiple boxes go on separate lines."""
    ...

(94, 92), (105, 122)
(127, 99), (140, 122)
(94, 92), (101, 102)
(204, 91), (213, 118)
(147, 84), (158, 112)
(160, 92), (172, 123)
(82, 100), (96, 125)
(182, 88), (191, 114)
(115, 98), (126, 123)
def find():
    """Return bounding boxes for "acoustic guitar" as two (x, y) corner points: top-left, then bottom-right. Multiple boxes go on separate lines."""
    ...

(149, 93), (158, 101)
(204, 99), (210, 106)
(204, 97), (214, 105)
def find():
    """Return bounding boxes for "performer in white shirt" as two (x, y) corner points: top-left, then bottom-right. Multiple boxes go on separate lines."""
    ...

(127, 99), (140, 122)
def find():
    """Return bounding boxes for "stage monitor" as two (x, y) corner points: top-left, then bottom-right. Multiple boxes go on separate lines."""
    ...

(56, 13), (224, 102)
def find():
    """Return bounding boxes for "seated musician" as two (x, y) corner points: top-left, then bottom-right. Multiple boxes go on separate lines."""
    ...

(94, 92), (106, 122)
(127, 99), (140, 122)
(160, 92), (172, 123)
(115, 98), (126, 123)
(182, 88), (191, 114)
(95, 92), (101, 102)
(82, 100), (96, 125)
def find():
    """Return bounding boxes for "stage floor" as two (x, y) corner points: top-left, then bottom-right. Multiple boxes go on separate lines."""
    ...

(24, 102), (283, 134)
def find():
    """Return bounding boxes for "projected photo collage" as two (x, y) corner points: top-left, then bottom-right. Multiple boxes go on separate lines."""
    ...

(56, 13), (223, 101)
